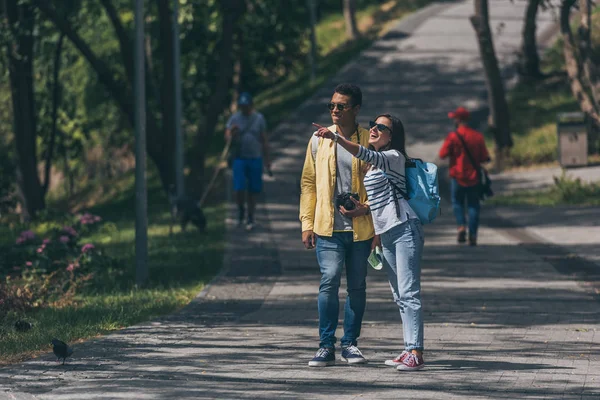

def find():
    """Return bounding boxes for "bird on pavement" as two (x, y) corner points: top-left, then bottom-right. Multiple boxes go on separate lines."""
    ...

(51, 338), (73, 365)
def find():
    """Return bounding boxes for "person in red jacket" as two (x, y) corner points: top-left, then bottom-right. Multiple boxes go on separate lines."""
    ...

(439, 107), (490, 246)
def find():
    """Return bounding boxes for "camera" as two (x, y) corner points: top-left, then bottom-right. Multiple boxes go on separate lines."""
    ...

(335, 192), (359, 211)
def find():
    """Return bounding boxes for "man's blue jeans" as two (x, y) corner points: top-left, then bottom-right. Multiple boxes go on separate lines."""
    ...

(451, 179), (481, 237)
(315, 232), (371, 349)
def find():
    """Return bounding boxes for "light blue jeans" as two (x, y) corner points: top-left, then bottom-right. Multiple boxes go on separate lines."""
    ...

(315, 232), (372, 349)
(380, 219), (425, 352)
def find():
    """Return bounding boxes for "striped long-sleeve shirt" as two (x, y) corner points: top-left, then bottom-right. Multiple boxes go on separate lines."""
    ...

(355, 146), (418, 235)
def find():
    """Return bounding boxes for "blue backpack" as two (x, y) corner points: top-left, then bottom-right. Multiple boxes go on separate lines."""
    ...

(388, 158), (441, 225)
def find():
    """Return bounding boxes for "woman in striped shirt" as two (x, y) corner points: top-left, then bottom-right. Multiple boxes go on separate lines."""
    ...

(313, 114), (425, 371)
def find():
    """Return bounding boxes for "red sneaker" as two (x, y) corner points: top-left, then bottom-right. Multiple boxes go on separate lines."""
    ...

(384, 351), (409, 367)
(396, 353), (424, 371)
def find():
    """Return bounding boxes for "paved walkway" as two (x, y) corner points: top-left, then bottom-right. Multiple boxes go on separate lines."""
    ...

(2, 2), (599, 399)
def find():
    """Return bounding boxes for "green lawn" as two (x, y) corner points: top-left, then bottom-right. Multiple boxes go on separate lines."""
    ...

(488, 174), (600, 207)
(1, 0), (431, 365)
(499, 14), (600, 167)
(499, 44), (579, 166)
(0, 168), (225, 365)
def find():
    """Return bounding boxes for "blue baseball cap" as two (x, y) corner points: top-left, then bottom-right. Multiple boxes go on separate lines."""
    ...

(238, 92), (253, 106)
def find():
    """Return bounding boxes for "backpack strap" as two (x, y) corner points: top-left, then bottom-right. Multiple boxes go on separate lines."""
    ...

(381, 164), (409, 220)
(311, 134), (320, 163)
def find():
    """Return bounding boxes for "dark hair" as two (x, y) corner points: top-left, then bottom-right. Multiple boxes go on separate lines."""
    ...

(334, 83), (362, 107)
(375, 114), (407, 157)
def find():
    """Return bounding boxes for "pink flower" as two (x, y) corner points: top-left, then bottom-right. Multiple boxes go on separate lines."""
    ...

(20, 230), (36, 240)
(62, 226), (77, 236)
(59, 235), (70, 244)
(43, 238), (52, 245)
(25, 261), (33, 267)
(36, 247), (44, 254)
(16, 237), (25, 245)
(81, 243), (95, 253)
(66, 264), (75, 272)
(93, 216), (102, 222)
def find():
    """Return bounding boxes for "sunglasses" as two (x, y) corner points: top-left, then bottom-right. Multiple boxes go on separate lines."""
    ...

(327, 102), (353, 111)
(369, 120), (391, 133)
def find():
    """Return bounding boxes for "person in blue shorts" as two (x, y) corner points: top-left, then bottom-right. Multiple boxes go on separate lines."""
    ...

(225, 92), (271, 231)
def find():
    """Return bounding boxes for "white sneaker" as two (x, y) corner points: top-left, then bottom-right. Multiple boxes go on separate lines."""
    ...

(245, 222), (254, 231)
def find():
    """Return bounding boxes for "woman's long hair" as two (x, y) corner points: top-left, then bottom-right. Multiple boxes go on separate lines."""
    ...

(363, 114), (408, 174)
(375, 113), (407, 157)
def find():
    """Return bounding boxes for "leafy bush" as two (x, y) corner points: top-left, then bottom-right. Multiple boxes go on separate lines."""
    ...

(0, 212), (121, 319)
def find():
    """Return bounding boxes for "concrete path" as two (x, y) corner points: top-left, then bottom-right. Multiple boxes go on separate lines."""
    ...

(2, 1), (599, 399)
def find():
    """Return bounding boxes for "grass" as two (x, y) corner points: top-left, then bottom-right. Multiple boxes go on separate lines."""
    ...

(1, 1), (430, 365)
(488, 173), (600, 207)
(500, 15), (600, 168)
(0, 167), (225, 365)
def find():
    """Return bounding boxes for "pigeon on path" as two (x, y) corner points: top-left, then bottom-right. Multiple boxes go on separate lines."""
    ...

(51, 338), (73, 365)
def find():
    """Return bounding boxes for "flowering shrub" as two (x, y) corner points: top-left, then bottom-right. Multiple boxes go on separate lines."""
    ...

(0, 212), (119, 317)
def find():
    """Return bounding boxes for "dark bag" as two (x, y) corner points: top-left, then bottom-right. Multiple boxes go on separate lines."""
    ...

(453, 132), (493, 200)
(227, 113), (258, 168)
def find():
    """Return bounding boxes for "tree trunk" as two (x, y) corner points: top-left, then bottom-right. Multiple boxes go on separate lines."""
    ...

(4, 0), (45, 218)
(99, 0), (134, 85)
(307, 0), (318, 82)
(560, 0), (600, 123)
(43, 32), (65, 196)
(190, 0), (244, 196)
(34, 0), (175, 192)
(578, 0), (600, 107)
(470, 0), (512, 167)
(157, 0), (176, 180)
(343, 0), (359, 41)
(519, 0), (542, 79)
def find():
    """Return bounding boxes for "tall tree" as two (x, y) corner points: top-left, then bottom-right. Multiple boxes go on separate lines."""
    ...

(343, 0), (359, 41)
(470, 0), (512, 168)
(560, 0), (600, 124)
(189, 0), (245, 194)
(34, 0), (176, 192)
(42, 32), (65, 196)
(518, 0), (543, 79)
(2, 0), (45, 218)
(307, 0), (318, 82)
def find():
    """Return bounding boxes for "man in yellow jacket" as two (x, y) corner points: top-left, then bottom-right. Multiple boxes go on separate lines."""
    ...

(299, 83), (375, 367)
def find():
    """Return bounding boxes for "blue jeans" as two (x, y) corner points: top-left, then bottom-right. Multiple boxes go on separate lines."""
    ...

(380, 219), (425, 352)
(315, 232), (371, 349)
(451, 179), (481, 237)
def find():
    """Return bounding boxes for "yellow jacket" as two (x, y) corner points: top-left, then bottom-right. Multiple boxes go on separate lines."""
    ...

(299, 124), (375, 242)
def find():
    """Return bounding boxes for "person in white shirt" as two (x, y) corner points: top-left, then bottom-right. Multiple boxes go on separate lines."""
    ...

(313, 114), (426, 371)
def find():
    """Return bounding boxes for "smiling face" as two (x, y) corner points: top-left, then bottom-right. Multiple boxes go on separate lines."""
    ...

(368, 116), (393, 151)
(329, 93), (359, 127)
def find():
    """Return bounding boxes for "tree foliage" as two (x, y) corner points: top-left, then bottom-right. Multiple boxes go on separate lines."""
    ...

(0, 0), (313, 214)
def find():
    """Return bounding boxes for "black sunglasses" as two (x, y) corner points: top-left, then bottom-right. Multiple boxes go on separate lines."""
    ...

(369, 120), (391, 133)
(327, 102), (353, 111)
